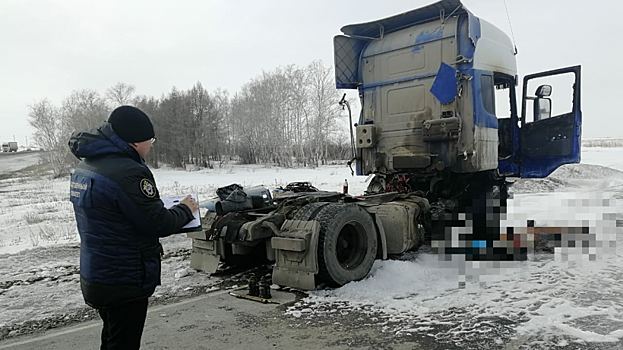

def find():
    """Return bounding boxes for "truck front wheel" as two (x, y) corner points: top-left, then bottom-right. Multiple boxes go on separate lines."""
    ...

(315, 203), (377, 287)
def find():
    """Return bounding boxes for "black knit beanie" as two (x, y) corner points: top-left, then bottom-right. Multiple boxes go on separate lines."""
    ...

(107, 106), (155, 143)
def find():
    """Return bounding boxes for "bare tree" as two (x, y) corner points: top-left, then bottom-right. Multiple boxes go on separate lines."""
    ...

(133, 95), (160, 167)
(306, 60), (346, 166)
(211, 88), (230, 164)
(106, 82), (136, 107)
(60, 89), (110, 170)
(285, 65), (312, 166)
(28, 99), (69, 177)
(226, 61), (349, 166)
(153, 87), (192, 168)
(61, 89), (109, 132)
(32, 60), (353, 174)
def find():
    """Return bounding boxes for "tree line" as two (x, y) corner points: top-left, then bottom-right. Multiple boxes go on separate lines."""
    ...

(582, 138), (623, 148)
(28, 60), (354, 177)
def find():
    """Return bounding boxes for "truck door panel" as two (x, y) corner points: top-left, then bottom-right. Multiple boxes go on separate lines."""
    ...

(521, 112), (574, 158)
(519, 66), (581, 178)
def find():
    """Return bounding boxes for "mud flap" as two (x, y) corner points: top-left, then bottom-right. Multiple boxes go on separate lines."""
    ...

(271, 220), (320, 290)
(372, 214), (388, 260)
(189, 233), (223, 273)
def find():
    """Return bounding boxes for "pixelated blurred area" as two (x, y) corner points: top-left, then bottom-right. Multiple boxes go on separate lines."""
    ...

(430, 191), (619, 264)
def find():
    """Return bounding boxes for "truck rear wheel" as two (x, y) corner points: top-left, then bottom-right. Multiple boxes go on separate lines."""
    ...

(291, 202), (331, 221)
(314, 203), (377, 287)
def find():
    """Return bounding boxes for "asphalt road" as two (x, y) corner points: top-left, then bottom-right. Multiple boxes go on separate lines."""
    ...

(0, 263), (621, 350)
(0, 151), (41, 174)
(0, 288), (429, 350)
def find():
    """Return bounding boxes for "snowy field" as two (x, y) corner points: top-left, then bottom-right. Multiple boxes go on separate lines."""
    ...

(0, 148), (622, 348)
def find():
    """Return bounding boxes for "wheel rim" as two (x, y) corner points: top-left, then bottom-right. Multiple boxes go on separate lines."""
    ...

(335, 221), (368, 270)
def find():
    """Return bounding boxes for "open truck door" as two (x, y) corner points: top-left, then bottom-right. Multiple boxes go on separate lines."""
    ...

(519, 65), (582, 178)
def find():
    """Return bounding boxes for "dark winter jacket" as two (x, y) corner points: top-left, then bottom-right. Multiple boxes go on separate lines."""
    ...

(68, 123), (193, 308)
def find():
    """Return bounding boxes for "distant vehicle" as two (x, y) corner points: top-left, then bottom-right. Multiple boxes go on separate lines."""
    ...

(2, 142), (18, 152)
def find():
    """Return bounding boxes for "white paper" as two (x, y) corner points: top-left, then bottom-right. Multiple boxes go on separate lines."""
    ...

(161, 194), (201, 229)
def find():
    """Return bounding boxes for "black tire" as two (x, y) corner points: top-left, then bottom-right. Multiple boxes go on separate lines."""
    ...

(291, 202), (331, 221)
(314, 203), (377, 287)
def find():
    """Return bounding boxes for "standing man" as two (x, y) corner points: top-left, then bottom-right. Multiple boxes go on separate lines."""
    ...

(68, 105), (199, 349)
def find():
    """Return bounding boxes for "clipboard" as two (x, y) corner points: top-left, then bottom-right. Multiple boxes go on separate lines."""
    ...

(161, 194), (203, 233)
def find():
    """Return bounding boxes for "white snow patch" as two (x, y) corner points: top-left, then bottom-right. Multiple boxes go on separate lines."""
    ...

(291, 252), (623, 345)
(174, 267), (196, 279)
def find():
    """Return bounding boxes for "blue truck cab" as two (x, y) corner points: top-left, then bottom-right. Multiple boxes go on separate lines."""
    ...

(334, 0), (581, 180)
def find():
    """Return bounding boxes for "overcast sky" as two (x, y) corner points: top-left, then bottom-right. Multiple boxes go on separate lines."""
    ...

(0, 0), (619, 145)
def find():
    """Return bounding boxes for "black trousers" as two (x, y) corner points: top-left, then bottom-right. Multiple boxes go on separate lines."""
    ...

(97, 297), (149, 350)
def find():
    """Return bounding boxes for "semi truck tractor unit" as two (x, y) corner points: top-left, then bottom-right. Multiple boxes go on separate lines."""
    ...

(189, 0), (582, 290)
(2, 142), (17, 152)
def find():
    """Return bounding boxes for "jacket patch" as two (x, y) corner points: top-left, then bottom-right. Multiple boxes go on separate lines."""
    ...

(140, 178), (156, 198)
(70, 174), (93, 208)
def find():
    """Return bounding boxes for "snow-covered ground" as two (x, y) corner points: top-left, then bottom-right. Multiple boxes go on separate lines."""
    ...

(0, 161), (366, 255)
(0, 148), (622, 348)
(0, 158), (367, 339)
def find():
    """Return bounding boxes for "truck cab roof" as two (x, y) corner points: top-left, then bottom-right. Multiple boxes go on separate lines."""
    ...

(335, 0), (517, 89)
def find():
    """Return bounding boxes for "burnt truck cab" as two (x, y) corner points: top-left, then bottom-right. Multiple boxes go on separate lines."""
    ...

(334, 0), (581, 182)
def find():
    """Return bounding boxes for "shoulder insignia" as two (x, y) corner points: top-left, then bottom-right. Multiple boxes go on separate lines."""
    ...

(140, 178), (157, 198)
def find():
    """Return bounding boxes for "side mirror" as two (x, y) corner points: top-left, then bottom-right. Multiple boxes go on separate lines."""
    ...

(534, 98), (552, 121)
(535, 84), (552, 97)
